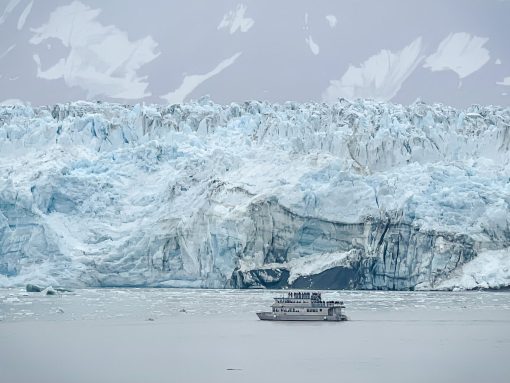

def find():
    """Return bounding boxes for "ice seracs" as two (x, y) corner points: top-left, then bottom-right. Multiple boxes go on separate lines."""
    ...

(0, 98), (509, 291)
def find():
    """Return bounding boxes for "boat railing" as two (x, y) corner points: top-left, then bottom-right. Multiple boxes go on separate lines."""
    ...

(274, 298), (344, 307)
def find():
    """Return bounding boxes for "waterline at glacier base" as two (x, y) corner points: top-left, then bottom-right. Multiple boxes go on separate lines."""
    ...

(1, 98), (509, 290)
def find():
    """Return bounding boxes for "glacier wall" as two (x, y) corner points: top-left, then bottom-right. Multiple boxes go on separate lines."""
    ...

(0, 98), (509, 290)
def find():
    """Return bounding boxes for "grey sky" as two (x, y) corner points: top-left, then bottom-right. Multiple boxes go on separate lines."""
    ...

(0, 0), (509, 107)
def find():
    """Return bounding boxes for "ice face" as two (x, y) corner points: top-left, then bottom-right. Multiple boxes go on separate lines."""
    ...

(0, 98), (509, 289)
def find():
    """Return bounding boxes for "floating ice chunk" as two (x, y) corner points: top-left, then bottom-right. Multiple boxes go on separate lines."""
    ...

(4, 297), (20, 303)
(26, 284), (43, 292)
(41, 286), (57, 296)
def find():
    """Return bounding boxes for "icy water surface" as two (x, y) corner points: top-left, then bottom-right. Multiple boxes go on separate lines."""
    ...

(1, 288), (510, 383)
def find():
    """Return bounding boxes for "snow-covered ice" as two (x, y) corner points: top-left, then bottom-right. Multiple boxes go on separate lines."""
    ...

(325, 14), (337, 28)
(497, 77), (510, 86)
(437, 249), (510, 290)
(323, 37), (424, 102)
(424, 32), (490, 79)
(0, 98), (509, 290)
(305, 35), (320, 55)
(160, 52), (242, 104)
(217, 4), (254, 34)
(30, 1), (160, 99)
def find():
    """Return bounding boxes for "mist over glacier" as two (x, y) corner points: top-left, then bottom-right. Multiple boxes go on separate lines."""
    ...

(0, 98), (509, 290)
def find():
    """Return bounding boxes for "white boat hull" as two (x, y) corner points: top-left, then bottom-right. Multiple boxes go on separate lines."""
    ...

(257, 312), (348, 321)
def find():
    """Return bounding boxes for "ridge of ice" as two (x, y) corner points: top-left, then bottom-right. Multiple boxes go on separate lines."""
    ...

(0, 98), (509, 289)
(436, 249), (510, 290)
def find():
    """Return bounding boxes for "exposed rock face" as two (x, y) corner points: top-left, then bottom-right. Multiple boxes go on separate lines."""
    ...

(0, 99), (509, 290)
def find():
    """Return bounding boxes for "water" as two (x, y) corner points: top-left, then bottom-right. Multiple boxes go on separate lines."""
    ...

(1, 288), (510, 383)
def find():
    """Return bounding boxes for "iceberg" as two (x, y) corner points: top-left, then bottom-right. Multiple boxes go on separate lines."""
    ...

(0, 98), (509, 290)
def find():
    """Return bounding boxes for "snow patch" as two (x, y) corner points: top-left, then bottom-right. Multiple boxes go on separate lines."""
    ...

(0, 44), (15, 60)
(323, 37), (424, 102)
(217, 4), (254, 34)
(305, 35), (320, 55)
(30, 1), (160, 100)
(325, 15), (337, 28)
(424, 33), (490, 79)
(160, 52), (241, 104)
(497, 77), (510, 86)
(0, 0), (21, 25)
(17, 0), (32, 30)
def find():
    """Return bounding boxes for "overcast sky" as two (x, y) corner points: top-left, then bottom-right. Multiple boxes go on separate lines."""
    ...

(0, 0), (509, 107)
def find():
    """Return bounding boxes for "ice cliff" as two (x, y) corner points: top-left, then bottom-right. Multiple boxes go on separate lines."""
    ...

(1, 98), (509, 290)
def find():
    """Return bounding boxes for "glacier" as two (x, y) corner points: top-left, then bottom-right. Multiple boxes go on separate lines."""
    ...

(0, 97), (509, 290)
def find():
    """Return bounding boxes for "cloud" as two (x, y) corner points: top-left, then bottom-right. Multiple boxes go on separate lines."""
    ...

(497, 77), (510, 86)
(322, 37), (424, 103)
(17, 0), (32, 30)
(30, 1), (160, 100)
(217, 4), (254, 34)
(305, 35), (320, 55)
(424, 33), (490, 79)
(0, 0), (21, 25)
(325, 15), (337, 28)
(161, 52), (242, 104)
(495, 59), (502, 65)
